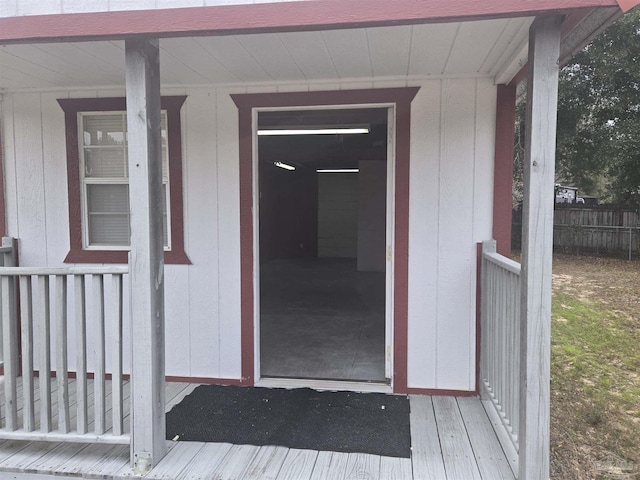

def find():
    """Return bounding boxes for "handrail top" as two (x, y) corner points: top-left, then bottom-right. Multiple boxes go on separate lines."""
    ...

(483, 251), (521, 275)
(0, 266), (128, 276)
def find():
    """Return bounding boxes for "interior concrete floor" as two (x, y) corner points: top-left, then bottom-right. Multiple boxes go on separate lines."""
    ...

(259, 258), (387, 383)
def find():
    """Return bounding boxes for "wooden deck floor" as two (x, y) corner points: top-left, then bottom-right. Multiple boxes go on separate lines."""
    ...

(0, 380), (517, 480)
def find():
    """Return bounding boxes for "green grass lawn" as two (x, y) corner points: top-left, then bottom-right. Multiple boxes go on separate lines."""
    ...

(551, 292), (640, 478)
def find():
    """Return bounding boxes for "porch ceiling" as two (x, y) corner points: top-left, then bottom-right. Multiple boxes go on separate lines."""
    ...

(0, 17), (533, 90)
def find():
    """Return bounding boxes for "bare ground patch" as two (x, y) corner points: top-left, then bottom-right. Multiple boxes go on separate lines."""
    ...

(550, 254), (640, 480)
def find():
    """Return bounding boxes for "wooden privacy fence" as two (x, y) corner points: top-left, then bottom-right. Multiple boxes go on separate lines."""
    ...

(514, 207), (640, 258)
(554, 224), (640, 259)
(481, 240), (521, 466)
(0, 238), (130, 445)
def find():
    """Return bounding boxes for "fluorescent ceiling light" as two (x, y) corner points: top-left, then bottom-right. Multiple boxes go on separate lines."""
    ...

(258, 126), (370, 136)
(316, 168), (359, 173)
(274, 162), (296, 171)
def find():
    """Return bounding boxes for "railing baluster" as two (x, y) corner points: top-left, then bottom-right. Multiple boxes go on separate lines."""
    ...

(2, 275), (18, 431)
(38, 275), (52, 433)
(0, 260), (129, 445)
(74, 275), (88, 434)
(512, 273), (518, 432)
(20, 275), (35, 432)
(55, 275), (70, 433)
(481, 242), (521, 453)
(111, 274), (124, 436)
(93, 274), (106, 435)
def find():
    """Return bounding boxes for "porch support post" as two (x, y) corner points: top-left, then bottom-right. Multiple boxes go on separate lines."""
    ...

(519, 15), (561, 480)
(493, 84), (517, 257)
(125, 38), (166, 474)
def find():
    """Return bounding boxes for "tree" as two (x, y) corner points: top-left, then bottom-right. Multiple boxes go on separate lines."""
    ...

(518, 8), (640, 206)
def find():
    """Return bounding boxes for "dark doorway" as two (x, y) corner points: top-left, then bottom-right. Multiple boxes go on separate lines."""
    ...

(257, 107), (389, 383)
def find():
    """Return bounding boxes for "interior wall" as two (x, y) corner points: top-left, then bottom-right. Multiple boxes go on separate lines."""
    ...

(259, 162), (318, 262)
(357, 160), (386, 272)
(317, 173), (358, 258)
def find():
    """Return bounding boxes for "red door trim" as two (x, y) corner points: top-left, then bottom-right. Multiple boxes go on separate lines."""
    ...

(232, 87), (419, 393)
(493, 84), (517, 257)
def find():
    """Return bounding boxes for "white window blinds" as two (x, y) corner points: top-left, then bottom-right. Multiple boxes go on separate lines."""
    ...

(80, 112), (170, 248)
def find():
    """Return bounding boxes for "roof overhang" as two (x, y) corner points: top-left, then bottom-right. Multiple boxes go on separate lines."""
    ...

(507, 3), (630, 87)
(0, 0), (636, 45)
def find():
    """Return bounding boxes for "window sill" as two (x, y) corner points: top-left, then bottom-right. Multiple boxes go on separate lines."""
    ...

(64, 248), (191, 265)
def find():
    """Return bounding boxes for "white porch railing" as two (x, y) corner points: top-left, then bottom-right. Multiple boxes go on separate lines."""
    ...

(480, 240), (521, 460)
(0, 238), (129, 445)
(0, 237), (16, 368)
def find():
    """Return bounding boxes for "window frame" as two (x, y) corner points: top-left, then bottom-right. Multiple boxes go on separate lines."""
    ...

(78, 111), (171, 251)
(59, 96), (190, 264)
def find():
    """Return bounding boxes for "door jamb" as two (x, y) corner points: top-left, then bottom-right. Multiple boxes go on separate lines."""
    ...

(232, 87), (419, 393)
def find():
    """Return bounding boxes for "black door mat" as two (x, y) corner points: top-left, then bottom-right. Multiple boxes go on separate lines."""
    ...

(165, 385), (411, 458)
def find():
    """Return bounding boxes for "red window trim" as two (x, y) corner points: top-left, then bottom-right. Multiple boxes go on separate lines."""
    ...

(58, 95), (190, 265)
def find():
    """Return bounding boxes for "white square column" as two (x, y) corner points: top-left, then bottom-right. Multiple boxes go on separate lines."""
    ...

(519, 15), (561, 480)
(125, 38), (167, 474)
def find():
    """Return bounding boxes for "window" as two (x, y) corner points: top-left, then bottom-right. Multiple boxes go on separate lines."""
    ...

(80, 112), (169, 248)
(59, 96), (190, 264)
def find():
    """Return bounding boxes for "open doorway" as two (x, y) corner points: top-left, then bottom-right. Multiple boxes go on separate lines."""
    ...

(257, 107), (392, 384)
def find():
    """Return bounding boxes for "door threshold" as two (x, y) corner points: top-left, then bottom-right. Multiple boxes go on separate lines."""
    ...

(256, 377), (393, 394)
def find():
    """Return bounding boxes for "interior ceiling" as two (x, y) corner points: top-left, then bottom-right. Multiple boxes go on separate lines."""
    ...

(258, 108), (388, 170)
(0, 17), (533, 90)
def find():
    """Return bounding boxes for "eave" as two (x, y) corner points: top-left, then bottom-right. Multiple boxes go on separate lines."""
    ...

(0, 0), (635, 45)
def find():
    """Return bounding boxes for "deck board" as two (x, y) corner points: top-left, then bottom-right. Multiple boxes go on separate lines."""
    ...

(82, 444), (129, 477)
(319, 451), (350, 480)
(432, 396), (482, 480)
(210, 444), (261, 479)
(409, 395), (447, 479)
(308, 450), (333, 480)
(170, 442), (233, 479)
(277, 448), (319, 480)
(54, 443), (125, 476)
(146, 442), (207, 479)
(241, 445), (289, 480)
(0, 382), (517, 480)
(345, 452), (381, 480)
(457, 397), (515, 480)
(380, 455), (413, 480)
(1, 441), (61, 472)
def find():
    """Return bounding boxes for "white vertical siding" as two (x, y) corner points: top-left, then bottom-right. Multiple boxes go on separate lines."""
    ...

(215, 87), (243, 379)
(12, 93), (48, 266)
(407, 82), (442, 390)
(2, 87), (246, 380)
(407, 78), (496, 391)
(40, 92), (69, 267)
(437, 78), (476, 391)
(2, 95), (19, 248)
(183, 89), (220, 378)
(472, 79), (498, 388)
(2, 78), (496, 390)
